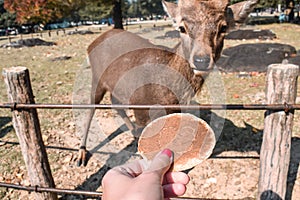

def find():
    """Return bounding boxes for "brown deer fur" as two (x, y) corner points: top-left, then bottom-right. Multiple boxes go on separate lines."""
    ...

(77, 0), (258, 166)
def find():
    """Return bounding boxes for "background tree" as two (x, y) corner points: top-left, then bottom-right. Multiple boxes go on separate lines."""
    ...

(0, 0), (16, 28)
(113, 0), (123, 29)
(4, 0), (126, 29)
(53, 0), (86, 22)
(230, 0), (283, 9)
(285, 0), (295, 21)
(140, 0), (165, 19)
(259, 0), (282, 8)
(82, 0), (126, 29)
(4, 0), (297, 28)
(78, 1), (112, 22)
(0, 0), (4, 14)
(4, 0), (61, 24)
(127, 0), (176, 19)
(127, 0), (142, 18)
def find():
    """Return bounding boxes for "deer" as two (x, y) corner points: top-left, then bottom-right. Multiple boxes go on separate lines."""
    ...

(77, 0), (258, 166)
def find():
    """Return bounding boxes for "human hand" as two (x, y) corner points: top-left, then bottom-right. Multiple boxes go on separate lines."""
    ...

(101, 149), (190, 200)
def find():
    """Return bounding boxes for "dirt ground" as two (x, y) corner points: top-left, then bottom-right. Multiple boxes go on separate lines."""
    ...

(0, 22), (300, 200)
(65, 62), (300, 200)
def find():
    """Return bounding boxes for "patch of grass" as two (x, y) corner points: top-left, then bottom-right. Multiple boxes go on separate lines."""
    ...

(0, 137), (24, 200)
(0, 22), (299, 198)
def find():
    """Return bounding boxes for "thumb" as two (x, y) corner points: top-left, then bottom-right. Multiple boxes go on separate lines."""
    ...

(146, 149), (173, 176)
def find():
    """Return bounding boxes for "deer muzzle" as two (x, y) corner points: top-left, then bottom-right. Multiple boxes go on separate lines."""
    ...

(193, 55), (211, 71)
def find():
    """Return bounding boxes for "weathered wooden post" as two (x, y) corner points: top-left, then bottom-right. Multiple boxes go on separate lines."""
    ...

(2, 67), (57, 200)
(258, 64), (299, 200)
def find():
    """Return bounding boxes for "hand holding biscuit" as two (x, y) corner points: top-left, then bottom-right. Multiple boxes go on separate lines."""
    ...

(102, 149), (189, 200)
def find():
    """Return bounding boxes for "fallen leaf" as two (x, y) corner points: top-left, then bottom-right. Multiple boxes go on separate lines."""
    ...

(250, 72), (260, 76)
(252, 127), (259, 133)
(250, 83), (259, 87)
(233, 94), (240, 98)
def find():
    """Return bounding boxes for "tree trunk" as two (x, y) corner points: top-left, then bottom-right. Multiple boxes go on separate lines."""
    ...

(3, 67), (57, 200)
(113, 0), (123, 29)
(258, 64), (299, 200)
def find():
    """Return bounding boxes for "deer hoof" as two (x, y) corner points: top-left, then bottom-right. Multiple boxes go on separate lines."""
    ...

(77, 147), (87, 167)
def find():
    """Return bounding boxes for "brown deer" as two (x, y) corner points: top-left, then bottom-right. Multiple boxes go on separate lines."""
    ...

(77, 0), (258, 166)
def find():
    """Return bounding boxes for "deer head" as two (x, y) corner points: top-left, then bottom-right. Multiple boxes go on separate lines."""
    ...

(162, 0), (258, 75)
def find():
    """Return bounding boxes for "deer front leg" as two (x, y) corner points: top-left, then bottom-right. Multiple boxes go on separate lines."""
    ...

(77, 107), (95, 166)
(77, 86), (106, 166)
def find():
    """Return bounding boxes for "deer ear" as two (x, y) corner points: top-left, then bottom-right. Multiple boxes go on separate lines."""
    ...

(227, 0), (258, 27)
(162, 0), (178, 19)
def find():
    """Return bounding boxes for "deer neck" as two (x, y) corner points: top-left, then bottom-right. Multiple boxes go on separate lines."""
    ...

(168, 47), (204, 97)
(172, 42), (185, 58)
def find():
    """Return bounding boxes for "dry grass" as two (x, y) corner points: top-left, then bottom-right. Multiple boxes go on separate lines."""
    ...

(0, 21), (299, 199)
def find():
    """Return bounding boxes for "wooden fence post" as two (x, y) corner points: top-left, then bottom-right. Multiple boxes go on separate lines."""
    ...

(258, 64), (299, 200)
(2, 67), (57, 200)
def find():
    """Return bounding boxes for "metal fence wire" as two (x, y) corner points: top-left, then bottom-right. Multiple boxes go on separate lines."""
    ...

(0, 102), (300, 111)
(0, 182), (102, 197)
(0, 102), (299, 198)
(0, 182), (215, 199)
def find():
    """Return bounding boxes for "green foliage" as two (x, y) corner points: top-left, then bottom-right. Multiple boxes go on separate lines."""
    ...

(0, 11), (16, 27)
(127, 0), (176, 18)
(0, 0), (5, 14)
(258, 0), (282, 8)
(2, 0), (295, 26)
(79, 1), (112, 21)
(4, 0), (63, 24)
(229, 0), (290, 8)
(230, 0), (244, 4)
(140, 0), (164, 17)
(0, 0), (16, 27)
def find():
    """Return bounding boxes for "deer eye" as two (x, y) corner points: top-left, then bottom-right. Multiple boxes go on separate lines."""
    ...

(220, 25), (227, 33)
(178, 26), (187, 34)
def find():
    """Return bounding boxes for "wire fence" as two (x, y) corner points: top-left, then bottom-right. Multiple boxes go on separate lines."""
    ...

(1, 102), (300, 111)
(0, 102), (299, 198)
(0, 182), (219, 200)
(0, 182), (102, 198)
(0, 182), (221, 199)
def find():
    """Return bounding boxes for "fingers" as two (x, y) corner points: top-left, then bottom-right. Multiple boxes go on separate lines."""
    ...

(163, 171), (190, 185)
(112, 149), (174, 178)
(112, 159), (148, 178)
(162, 171), (190, 198)
(106, 149), (174, 179)
(146, 149), (173, 175)
(163, 183), (187, 198)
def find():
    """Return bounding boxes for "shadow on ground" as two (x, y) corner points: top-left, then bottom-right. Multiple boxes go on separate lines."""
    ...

(0, 117), (12, 138)
(59, 22), (300, 199)
(287, 137), (300, 200)
(60, 110), (299, 200)
(217, 43), (299, 73)
(157, 30), (300, 73)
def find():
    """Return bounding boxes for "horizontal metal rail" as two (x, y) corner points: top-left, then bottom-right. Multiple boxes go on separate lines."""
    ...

(0, 102), (267, 199)
(0, 182), (218, 199)
(0, 102), (300, 111)
(0, 103), (296, 199)
(0, 140), (260, 160)
(0, 182), (102, 197)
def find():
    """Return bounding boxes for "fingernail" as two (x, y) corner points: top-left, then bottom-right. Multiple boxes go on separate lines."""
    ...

(161, 149), (173, 158)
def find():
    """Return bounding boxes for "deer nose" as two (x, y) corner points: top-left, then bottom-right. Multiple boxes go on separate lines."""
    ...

(193, 55), (211, 71)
